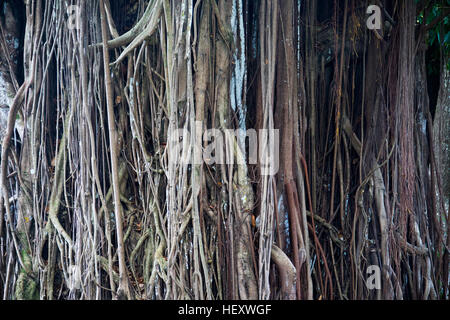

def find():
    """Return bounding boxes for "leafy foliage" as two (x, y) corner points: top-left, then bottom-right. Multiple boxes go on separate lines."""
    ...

(418, 0), (450, 70)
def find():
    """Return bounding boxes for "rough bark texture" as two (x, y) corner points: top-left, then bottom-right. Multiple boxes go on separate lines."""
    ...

(0, 0), (448, 300)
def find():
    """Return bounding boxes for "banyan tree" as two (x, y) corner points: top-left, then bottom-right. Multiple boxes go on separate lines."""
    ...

(0, 0), (448, 300)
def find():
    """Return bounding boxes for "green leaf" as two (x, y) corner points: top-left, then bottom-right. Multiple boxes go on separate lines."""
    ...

(444, 31), (450, 45)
